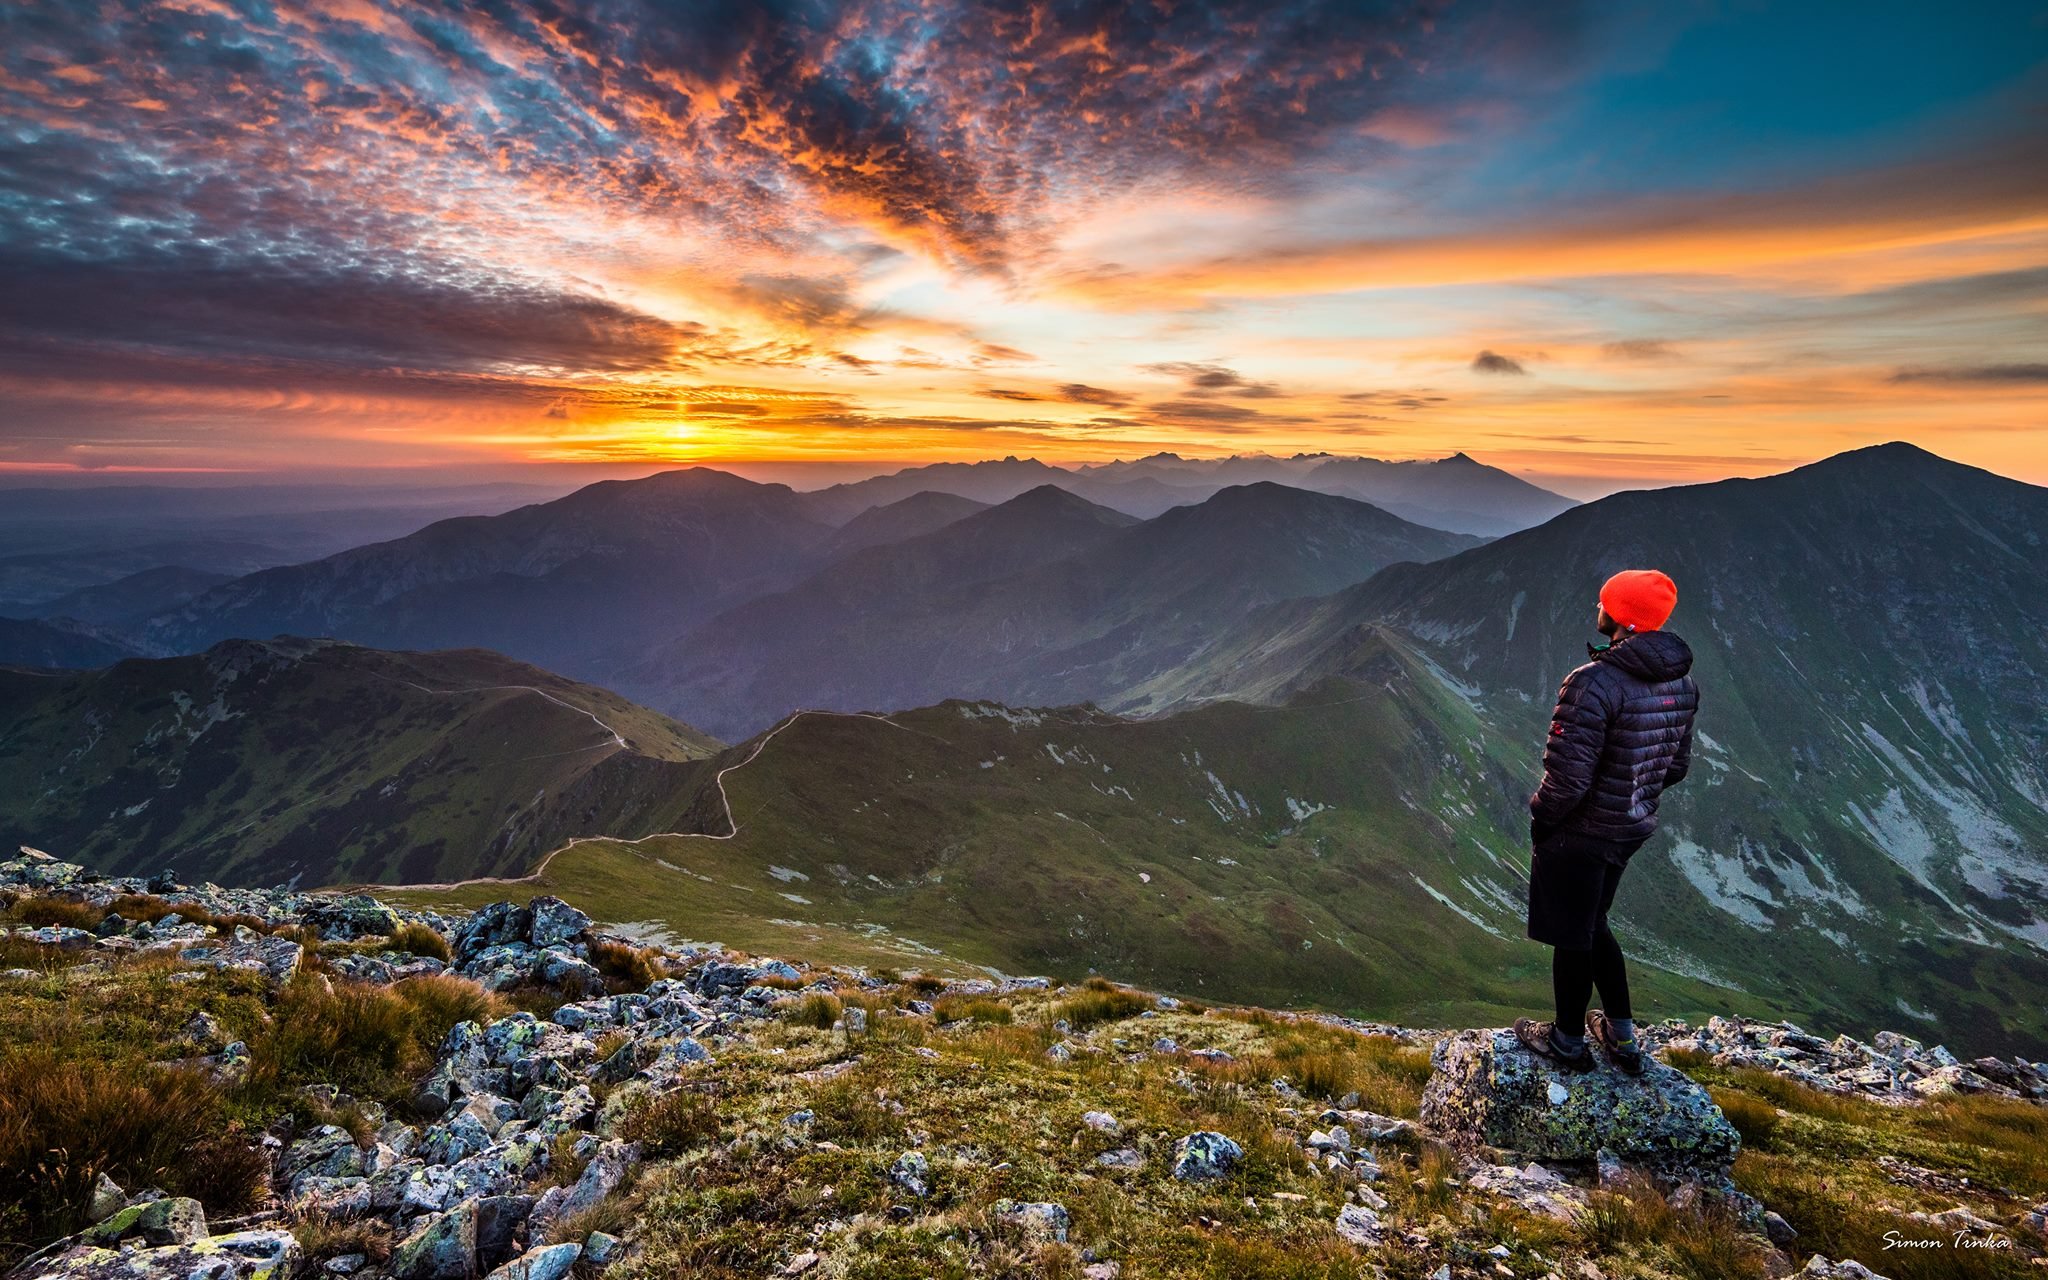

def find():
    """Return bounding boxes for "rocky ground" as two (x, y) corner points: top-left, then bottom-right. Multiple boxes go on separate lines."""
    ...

(3, 847), (2046, 1280)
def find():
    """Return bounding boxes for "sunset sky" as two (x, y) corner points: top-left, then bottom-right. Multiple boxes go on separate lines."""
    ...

(3, 0), (2045, 495)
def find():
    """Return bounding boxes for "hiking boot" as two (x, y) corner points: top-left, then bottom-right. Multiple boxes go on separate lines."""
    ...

(1587, 1008), (1645, 1076)
(1513, 1017), (1596, 1073)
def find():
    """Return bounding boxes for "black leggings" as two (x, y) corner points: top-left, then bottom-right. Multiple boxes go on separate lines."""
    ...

(1553, 924), (1631, 1036)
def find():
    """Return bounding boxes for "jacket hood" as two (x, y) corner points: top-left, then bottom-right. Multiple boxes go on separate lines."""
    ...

(1601, 629), (1693, 682)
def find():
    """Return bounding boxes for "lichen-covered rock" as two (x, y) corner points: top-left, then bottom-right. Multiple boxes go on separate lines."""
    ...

(453, 903), (534, 965)
(527, 898), (590, 948)
(529, 1140), (637, 1234)
(1801, 1258), (1893, 1280)
(390, 1202), (479, 1280)
(84, 1197), (207, 1247)
(887, 1150), (930, 1198)
(481, 1243), (581, 1280)
(1333, 1203), (1383, 1247)
(28, 1231), (298, 1280)
(992, 1200), (1069, 1243)
(1171, 1131), (1243, 1181)
(1420, 1028), (1740, 1188)
(86, 1173), (128, 1224)
(281, 1126), (367, 1189)
(303, 896), (401, 940)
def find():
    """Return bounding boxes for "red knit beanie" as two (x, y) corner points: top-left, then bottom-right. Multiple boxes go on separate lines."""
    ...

(1599, 569), (1678, 632)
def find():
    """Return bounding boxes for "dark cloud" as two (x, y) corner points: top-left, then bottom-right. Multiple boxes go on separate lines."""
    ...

(1057, 383), (1131, 406)
(1889, 364), (2048, 384)
(972, 343), (1038, 365)
(980, 388), (1043, 401)
(0, 244), (703, 377)
(1342, 390), (1445, 409)
(1141, 361), (1282, 397)
(1471, 350), (1527, 375)
(1602, 339), (1678, 361)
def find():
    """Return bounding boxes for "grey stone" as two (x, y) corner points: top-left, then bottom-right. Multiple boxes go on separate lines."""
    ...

(454, 903), (534, 964)
(888, 1150), (930, 1198)
(993, 1200), (1070, 1243)
(1333, 1203), (1383, 1247)
(85, 1196), (207, 1247)
(527, 898), (591, 948)
(304, 896), (401, 940)
(390, 1203), (480, 1280)
(31, 1229), (301, 1280)
(581, 1233), (623, 1267)
(482, 1244), (580, 1280)
(87, 1173), (127, 1224)
(474, 1195), (537, 1271)
(1171, 1132), (1243, 1181)
(1419, 1029), (1741, 1191)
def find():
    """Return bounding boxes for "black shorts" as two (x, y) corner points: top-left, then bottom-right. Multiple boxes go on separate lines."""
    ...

(1526, 829), (1647, 949)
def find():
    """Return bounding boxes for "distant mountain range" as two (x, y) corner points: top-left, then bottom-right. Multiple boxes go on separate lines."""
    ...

(128, 454), (1537, 731)
(805, 451), (1575, 534)
(0, 480), (572, 610)
(143, 468), (840, 679)
(0, 638), (721, 887)
(0, 616), (146, 669)
(626, 482), (1482, 739)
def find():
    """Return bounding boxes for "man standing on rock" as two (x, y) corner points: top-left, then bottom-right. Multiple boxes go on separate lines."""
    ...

(1516, 569), (1697, 1077)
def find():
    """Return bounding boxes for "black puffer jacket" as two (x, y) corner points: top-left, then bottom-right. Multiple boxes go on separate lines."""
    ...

(1530, 630), (1699, 843)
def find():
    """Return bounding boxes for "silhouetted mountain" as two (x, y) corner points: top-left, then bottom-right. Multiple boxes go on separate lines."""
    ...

(0, 616), (145, 669)
(144, 468), (838, 678)
(821, 491), (990, 559)
(31, 565), (234, 626)
(798, 451), (1574, 534)
(1297, 452), (1577, 536)
(630, 482), (1477, 738)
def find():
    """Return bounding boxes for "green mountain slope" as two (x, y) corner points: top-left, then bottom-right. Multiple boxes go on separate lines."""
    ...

(0, 637), (723, 887)
(1128, 442), (2048, 1052)
(392, 662), (1790, 1044)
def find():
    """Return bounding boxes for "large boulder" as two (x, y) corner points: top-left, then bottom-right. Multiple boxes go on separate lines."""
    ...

(454, 903), (535, 965)
(1420, 1029), (1740, 1189)
(527, 898), (590, 948)
(303, 895), (401, 940)
(391, 1202), (480, 1280)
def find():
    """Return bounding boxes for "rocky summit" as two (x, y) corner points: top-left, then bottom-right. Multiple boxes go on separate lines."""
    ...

(4, 849), (2047, 1280)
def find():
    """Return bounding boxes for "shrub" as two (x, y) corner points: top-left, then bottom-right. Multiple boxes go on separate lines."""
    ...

(387, 921), (451, 963)
(901, 973), (946, 996)
(616, 1090), (721, 1157)
(778, 993), (842, 1030)
(1710, 1088), (1781, 1150)
(1660, 1046), (1712, 1071)
(14, 897), (102, 930)
(932, 995), (1011, 1025)
(812, 1073), (902, 1144)
(1054, 983), (1152, 1030)
(292, 1212), (394, 1264)
(589, 939), (663, 990)
(545, 1195), (634, 1247)
(246, 973), (505, 1104)
(0, 1047), (265, 1250)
